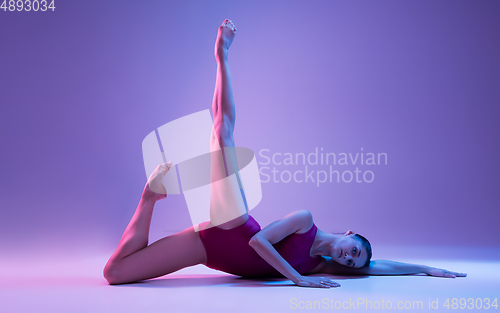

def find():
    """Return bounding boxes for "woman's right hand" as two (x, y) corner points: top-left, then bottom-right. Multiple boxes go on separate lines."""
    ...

(295, 276), (341, 288)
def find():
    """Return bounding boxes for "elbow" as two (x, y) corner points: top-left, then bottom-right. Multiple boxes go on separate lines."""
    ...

(248, 235), (262, 248)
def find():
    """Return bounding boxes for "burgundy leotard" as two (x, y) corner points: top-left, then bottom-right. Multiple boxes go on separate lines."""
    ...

(198, 215), (323, 277)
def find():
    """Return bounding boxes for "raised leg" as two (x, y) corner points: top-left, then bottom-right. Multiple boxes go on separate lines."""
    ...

(103, 164), (207, 285)
(208, 20), (248, 230)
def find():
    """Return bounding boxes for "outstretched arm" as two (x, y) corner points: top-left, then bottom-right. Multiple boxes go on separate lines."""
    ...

(321, 258), (467, 278)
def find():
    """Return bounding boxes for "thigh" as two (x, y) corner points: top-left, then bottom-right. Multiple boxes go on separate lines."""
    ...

(109, 226), (207, 284)
(209, 128), (248, 229)
(205, 208), (249, 230)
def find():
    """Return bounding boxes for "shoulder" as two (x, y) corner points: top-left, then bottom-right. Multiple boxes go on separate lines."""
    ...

(251, 210), (314, 245)
(283, 210), (313, 234)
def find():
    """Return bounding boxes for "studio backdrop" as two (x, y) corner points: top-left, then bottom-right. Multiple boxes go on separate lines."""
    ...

(0, 0), (498, 260)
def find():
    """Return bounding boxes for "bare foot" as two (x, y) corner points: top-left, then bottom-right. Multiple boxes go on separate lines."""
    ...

(215, 19), (237, 60)
(144, 161), (172, 201)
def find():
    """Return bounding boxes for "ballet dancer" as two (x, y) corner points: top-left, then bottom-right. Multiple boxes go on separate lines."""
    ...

(103, 19), (466, 288)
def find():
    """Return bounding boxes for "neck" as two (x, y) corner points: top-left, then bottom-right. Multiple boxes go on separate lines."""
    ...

(310, 229), (343, 257)
(311, 229), (343, 257)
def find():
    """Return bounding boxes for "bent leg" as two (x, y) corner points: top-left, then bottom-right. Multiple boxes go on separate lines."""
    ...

(104, 225), (207, 285)
(104, 171), (207, 284)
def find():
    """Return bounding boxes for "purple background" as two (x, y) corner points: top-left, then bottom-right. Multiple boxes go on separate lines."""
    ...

(1, 0), (498, 260)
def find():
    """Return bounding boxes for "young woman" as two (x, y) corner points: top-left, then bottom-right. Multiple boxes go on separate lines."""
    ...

(103, 20), (466, 288)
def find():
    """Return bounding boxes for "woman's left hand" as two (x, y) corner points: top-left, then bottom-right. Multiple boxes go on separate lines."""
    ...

(425, 266), (467, 278)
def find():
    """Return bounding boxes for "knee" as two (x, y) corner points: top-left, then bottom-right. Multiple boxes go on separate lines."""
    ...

(213, 123), (234, 146)
(103, 263), (122, 285)
(212, 134), (234, 150)
(219, 136), (234, 148)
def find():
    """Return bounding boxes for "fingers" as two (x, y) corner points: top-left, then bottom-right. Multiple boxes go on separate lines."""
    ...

(447, 271), (467, 278)
(448, 270), (467, 277)
(318, 279), (341, 288)
(444, 269), (466, 277)
(320, 282), (340, 288)
(312, 282), (330, 288)
(297, 277), (341, 289)
(433, 269), (467, 278)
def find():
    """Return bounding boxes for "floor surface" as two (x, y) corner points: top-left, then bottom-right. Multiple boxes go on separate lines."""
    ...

(1, 246), (499, 313)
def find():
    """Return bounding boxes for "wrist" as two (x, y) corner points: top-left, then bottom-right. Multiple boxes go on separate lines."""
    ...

(420, 265), (431, 274)
(292, 275), (304, 285)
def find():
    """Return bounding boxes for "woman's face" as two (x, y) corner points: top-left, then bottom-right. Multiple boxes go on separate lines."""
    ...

(330, 233), (368, 268)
